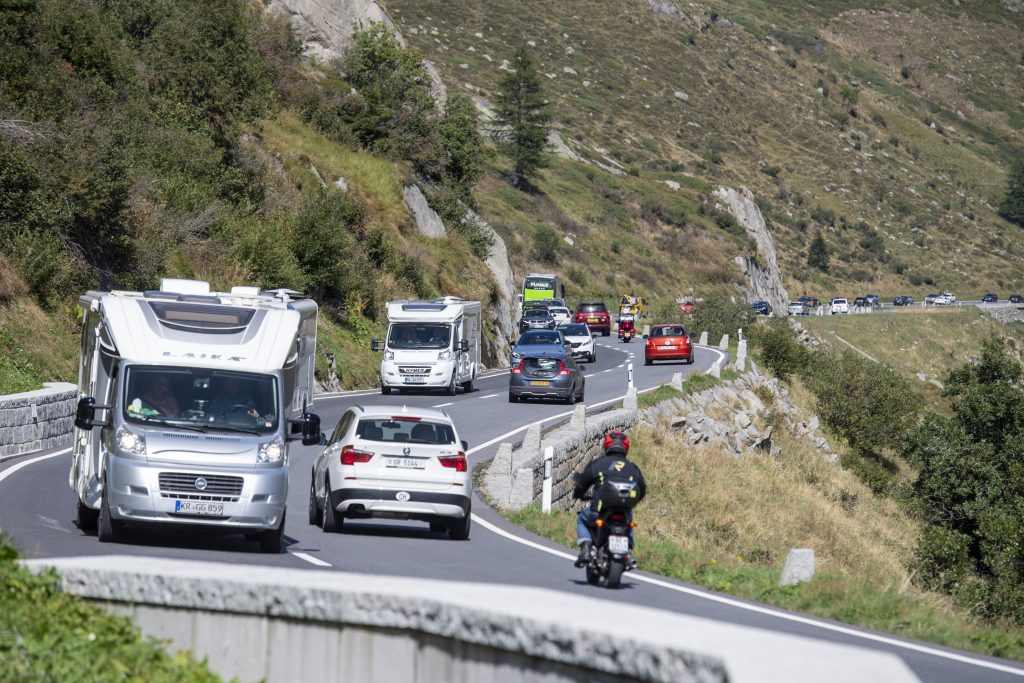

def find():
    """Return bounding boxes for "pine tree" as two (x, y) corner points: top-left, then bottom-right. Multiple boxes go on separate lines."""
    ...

(999, 155), (1024, 228)
(807, 231), (830, 271)
(493, 44), (550, 187)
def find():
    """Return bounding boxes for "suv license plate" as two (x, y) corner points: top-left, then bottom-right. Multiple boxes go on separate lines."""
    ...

(608, 535), (629, 554)
(385, 457), (425, 469)
(175, 501), (223, 516)
(587, 317), (599, 322)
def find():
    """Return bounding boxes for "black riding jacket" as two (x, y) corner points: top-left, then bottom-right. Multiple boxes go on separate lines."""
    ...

(572, 454), (647, 512)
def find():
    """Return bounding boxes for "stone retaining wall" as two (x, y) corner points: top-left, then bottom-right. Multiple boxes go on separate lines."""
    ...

(0, 382), (77, 459)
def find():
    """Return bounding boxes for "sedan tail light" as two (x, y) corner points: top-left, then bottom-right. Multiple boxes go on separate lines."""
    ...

(511, 360), (524, 374)
(341, 445), (374, 465)
(558, 361), (570, 376)
(438, 452), (467, 472)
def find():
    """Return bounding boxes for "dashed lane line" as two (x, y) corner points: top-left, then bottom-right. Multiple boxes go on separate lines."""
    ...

(292, 552), (332, 567)
(433, 402), (455, 408)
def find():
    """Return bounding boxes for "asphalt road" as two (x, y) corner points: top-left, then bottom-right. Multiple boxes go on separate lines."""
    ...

(2, 337), (1022, 682)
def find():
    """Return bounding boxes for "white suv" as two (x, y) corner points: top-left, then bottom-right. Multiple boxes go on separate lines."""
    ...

(830, 298), (849, 314)
(309, 405), (471, 539)
(933, 294), (955, 305)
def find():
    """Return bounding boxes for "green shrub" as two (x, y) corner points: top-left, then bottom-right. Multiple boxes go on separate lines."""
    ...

(751, 319), (809, 379)
(690, 296), (754, 343)
(531, 225), (561, 264)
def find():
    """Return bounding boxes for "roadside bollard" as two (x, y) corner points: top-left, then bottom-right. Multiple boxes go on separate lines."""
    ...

(627, 362), (634, 389)
(542, 446), (553, 514)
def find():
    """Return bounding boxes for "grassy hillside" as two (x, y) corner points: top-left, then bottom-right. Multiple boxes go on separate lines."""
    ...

(386, 0), (1024, 302)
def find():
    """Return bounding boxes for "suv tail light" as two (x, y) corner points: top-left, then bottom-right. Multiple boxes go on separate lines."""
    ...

(438, 452), (467, 472)
(558, 361), (570, 376)
(511, 360), (524, 374)
(341, 445), (374, 465)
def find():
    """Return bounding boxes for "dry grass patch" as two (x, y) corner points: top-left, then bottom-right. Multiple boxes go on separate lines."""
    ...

(0, 255), (28, 303)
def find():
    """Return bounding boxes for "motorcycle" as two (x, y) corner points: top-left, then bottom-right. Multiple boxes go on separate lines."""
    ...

(578, 480), (639, 589)
(618, 315), (636, 343)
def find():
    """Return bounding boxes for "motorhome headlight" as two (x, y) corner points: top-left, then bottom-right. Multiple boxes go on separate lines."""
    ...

(437, 350), (452, 361)
(115, 426), (147, 457)
(257, 439), (285, 464)
(384, 350), (395, 361)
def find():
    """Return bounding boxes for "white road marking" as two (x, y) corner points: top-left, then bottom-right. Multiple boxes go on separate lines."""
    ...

(292, 552), (332, 567)
(433, 402), (455, 408)
(479, 393), (498, 399)
(584, 374), (595, 378)
(0, 448), (71, 484)
(470, 514), (1024, 677)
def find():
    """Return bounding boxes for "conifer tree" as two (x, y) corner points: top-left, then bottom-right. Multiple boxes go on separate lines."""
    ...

(807, 231), (830, 271)
(999, 155), (1024, 228)
(493, 45), (550, 187)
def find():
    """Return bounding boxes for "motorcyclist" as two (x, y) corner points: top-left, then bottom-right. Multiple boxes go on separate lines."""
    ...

(618, 313), (635, 340)
(572, 430), (646, 568)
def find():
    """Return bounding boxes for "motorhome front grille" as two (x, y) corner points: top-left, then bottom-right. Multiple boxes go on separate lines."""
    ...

(160, 432), (241, 443)
(398, 367), (431, 375)
(158, 472), (243, 497)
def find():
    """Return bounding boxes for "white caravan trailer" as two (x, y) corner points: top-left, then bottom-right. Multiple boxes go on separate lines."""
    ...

(372, 297), (482, 395)
(70, 278), (322, 553)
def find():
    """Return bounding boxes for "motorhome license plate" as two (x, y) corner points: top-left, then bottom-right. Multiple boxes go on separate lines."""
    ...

(530, 380), (551, 387)
(175, 500), (223, 516)
(608, 535), (629, 554)
(385, 457), (425, 469)
(403, 377), (427, 384)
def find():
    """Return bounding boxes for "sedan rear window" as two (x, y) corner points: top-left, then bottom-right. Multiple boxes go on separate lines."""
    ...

(356, 418), (456, 445)
(576, 303), (607, 313)
(558, 324), (589, 335)
(523, 357), (562, 374)
(652, 326), (687, 337)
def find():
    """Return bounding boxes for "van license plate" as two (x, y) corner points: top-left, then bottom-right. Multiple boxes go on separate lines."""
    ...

(385, 457), (425, 469)
(175, 501), (223, 516)
(608, 535), (629, 554)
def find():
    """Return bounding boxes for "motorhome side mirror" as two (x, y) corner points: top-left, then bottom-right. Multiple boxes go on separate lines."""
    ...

(461, 440), (469, 452)
(75, 397), (96, 430)
(459, 339), (469, 353)
(301, 413), (322, 446)
(371, 339), (384, 352)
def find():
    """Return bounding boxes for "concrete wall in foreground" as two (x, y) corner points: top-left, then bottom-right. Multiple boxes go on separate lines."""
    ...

(0, 382), (77, 459)
(25, 555), (921, 683)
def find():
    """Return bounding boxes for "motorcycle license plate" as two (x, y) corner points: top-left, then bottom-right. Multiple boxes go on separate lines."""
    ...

(608, 535), (629, 554)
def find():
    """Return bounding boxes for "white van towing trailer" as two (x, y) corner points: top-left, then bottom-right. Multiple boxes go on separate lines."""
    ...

(372, 297), (482, 395)
(70, 278), (323, 553)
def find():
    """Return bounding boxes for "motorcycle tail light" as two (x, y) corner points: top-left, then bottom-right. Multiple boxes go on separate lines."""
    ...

(629, 521), (638, 528)
(595, 518), (604, 527)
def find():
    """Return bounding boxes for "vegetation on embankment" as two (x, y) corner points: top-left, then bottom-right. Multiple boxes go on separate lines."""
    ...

(0, 535), (223, 682)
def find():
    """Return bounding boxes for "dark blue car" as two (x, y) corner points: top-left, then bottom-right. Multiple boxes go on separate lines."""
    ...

(752, 300), (772, 316)
(510, 329), (570, 366)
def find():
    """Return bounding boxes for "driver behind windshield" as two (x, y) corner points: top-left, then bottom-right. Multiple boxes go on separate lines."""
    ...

(210, 376), (259, 418)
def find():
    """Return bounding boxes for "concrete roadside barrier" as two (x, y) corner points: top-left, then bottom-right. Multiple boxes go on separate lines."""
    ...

(24, 555), (921, 683)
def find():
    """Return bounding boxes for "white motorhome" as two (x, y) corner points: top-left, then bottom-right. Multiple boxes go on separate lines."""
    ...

(70, 279), (322, 553)
(372, 297), (482, 395)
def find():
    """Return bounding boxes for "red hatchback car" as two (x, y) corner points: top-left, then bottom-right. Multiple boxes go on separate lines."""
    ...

(644, 324), (693, 365)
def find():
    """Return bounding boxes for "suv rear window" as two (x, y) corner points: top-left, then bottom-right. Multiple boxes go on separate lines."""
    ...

(576, 303), (607, 313)
(356, 418), (456, 445)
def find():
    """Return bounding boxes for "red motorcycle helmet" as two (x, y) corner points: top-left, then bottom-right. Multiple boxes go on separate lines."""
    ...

(602, 430), (630, 457)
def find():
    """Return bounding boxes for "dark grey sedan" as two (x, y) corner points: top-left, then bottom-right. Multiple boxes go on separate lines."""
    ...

(510, 329), (569, 366)
(508, 352), (585, 404)
(519, 308), (556, 333)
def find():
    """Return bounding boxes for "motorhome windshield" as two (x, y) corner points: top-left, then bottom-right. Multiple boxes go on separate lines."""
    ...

(123, 366), (278, 433)
(387, 323), (452, 350)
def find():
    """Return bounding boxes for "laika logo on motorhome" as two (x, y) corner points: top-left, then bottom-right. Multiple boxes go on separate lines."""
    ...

(162, 352), (246, 362)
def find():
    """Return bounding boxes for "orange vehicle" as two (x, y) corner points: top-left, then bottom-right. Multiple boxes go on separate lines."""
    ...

(643, 324), (693, 365)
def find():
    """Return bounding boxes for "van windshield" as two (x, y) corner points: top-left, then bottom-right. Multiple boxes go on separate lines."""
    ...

(388, 323), (452, 350)
(123, 366), (278, 433)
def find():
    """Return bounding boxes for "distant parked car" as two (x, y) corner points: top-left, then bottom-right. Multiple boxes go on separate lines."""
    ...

(798, 296), (820, 308)
(787, 301), (809, 316)
(1010, 294), (1023, 304)
(893, 295), (914, 306)
(942, 292), (957, 303)
(830, 298), (849, 314)
(853, 297), (868, 308)
(925, 293), (940, 305)
(680, 300), (696, 316)
(933, 294), (955, 306)
(752, 300), (772, 316)
(865, 294), (880, 307)
(982, 293), (998, 303)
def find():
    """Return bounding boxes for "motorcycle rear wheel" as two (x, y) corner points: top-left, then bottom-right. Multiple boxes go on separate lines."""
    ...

(605, 559), (625, 589)
(585, 565), (600, 585)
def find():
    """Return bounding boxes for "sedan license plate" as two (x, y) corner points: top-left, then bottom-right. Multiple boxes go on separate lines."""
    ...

(661, 344), (677, 350)
(174, 500), (223, 516)
(403, 377), (427, 384)
(530, 380), (551, 387)
(608, 534), (629, 554)
(385, 457), (425, 469)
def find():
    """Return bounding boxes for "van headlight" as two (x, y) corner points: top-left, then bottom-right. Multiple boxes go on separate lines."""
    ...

(116, 426), (147, 457)
(437, 350), (452, 360)
(384, 350), (394, 361)
(257, 439), (285, 464)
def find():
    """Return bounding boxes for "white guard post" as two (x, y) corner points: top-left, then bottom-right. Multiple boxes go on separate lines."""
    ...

(542, 446), (554, 513)
(627, 362), (634, 389)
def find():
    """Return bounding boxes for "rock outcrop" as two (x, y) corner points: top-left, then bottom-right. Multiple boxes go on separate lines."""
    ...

(268, 0), (399, 63)
(713, 186), (789, 313)
(403, 185), (446, 239)
(464, 210), (517, 368)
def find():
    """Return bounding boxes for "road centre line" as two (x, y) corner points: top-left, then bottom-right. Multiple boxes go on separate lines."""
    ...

(479, 393), (498, 399)
(433, 402), (455, 408)
(470, 514), (1024, 676)
(0, 447), (71, 484)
